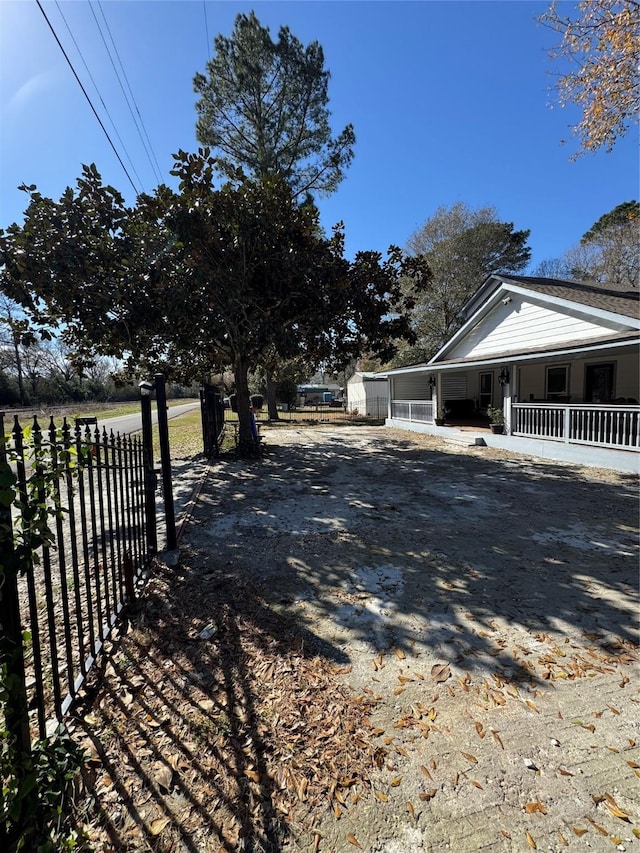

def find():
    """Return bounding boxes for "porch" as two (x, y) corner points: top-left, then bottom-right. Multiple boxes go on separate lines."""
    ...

(387, 399), (640, 474)
(511, 402), (640, 451)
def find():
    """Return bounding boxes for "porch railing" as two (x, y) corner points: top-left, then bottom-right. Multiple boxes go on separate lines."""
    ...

(390, 400), (434, 422)
(512, 403), (640, 450)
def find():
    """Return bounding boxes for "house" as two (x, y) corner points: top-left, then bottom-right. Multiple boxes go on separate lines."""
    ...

(385, 274), (640, 473)
(346, 371), (389, 417)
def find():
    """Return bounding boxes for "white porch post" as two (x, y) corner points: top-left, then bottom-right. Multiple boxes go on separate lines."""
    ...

(504, 362), (516, 435)
(388, 377), (394, 419)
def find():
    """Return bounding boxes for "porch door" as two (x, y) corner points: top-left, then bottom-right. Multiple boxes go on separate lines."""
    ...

(585, 363), (615, 402)
(479, 372), (493, 411)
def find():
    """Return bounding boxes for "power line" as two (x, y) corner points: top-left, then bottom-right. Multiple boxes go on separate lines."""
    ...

(87, 1), (155, 187)
(203, 0), (211, 61)
(54, 0), (146, 193)
(96, 1), (164, 184)
(35, 0), (140, 196)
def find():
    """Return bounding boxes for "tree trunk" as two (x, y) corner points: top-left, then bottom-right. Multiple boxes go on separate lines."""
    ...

(266, 373), (279, 420)
(234, 360), (258, 457)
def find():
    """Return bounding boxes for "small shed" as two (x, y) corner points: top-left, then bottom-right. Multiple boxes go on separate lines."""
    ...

(346, 372), (389, 417)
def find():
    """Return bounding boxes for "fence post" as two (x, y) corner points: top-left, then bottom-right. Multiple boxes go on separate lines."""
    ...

(155, 374), (176, 551)
(0, 412), (32, 756)
(139, 383), (158, 557)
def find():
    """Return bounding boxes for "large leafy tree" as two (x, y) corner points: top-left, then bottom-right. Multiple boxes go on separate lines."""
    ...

(193, 10), (355, 198)
(566, 200), (639, 286)
(397, 203), (531, 364)
(194, 11), (357, 415)
(0, 153), (428, 453)
(539, 1), (640, 156)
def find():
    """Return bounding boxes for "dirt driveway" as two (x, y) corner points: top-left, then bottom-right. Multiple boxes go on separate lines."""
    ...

(80, 426), (639, 853)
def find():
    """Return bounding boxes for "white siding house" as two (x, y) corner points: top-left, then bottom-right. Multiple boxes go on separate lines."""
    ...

(385, 274), (640, 473)
(346, 372), (389, 418)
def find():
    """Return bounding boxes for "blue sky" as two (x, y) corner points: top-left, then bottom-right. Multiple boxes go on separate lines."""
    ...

(1, 0), (637, 271)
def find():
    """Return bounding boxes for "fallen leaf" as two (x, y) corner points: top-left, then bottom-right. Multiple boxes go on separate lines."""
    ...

(420, 765), (433, 780)
(297, 776), (308, 802)
(557, 830), (569, 846)
(374, 790), (388, 802)
(347, 833), (362, 848)
(461, 752), (478, 764)
(572, 827), (588, 836)
(471, 779), (483, 789)
(152, 761), (173, 792)
(394, 648), (406, 660)
(525, 700), (539, 713)
(390, 776), (402, 787)
(419, 789), (437, 801)
(149, 817), (170, 836)
(431, 663), (451, 682)
(526, 830), (537, 849)
(524, 800), (547, 815)
(604, 794), (630, 821)
(407, 801), (415, 818)
(491, 729), (504, 749)
(500, 829), (511, 839)
(585, 816), (607, 835)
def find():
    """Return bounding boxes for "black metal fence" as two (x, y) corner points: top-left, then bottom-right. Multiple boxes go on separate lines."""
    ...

(200, 384), (225, 457)
(222, 396), (389, 425)
(0, 413), (153, 749)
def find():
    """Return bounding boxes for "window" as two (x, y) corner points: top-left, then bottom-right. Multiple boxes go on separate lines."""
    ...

(546, 365), (569, 400)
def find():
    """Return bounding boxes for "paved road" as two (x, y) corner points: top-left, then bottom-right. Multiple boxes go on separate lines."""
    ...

(95, 401), (200, 436)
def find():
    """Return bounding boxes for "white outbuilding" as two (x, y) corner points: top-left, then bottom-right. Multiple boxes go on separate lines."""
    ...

(346, 372), (389, 418)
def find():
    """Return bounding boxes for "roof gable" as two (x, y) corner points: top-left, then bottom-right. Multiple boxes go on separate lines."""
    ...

(460, 274), (639, 322)
(431, 275), (639, 364)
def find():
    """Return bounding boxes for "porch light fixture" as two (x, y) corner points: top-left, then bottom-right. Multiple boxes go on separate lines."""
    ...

(499, 367), (510, 387)
(428, 374), (436, 391)
(139, 380), (153, 397)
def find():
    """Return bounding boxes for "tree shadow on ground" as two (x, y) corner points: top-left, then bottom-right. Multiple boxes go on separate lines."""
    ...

(73, 558), (371, 852)
(191, 427), (638, 693)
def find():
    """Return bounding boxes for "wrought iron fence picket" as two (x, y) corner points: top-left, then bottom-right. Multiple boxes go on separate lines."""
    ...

(1, 413), (153, 745)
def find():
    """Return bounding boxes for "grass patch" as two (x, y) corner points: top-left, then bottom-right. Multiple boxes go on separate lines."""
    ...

(153, 407), (205, 459)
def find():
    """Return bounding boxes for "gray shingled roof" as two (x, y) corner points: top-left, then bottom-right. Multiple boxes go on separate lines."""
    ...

(499, 274), (639, 320)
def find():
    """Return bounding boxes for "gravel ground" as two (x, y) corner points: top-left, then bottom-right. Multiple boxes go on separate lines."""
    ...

(80, 425), (640, 853)
(177, 425), (640, 853)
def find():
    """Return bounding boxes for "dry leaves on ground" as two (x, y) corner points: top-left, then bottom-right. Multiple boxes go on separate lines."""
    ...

(71, 556), (379, 851)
